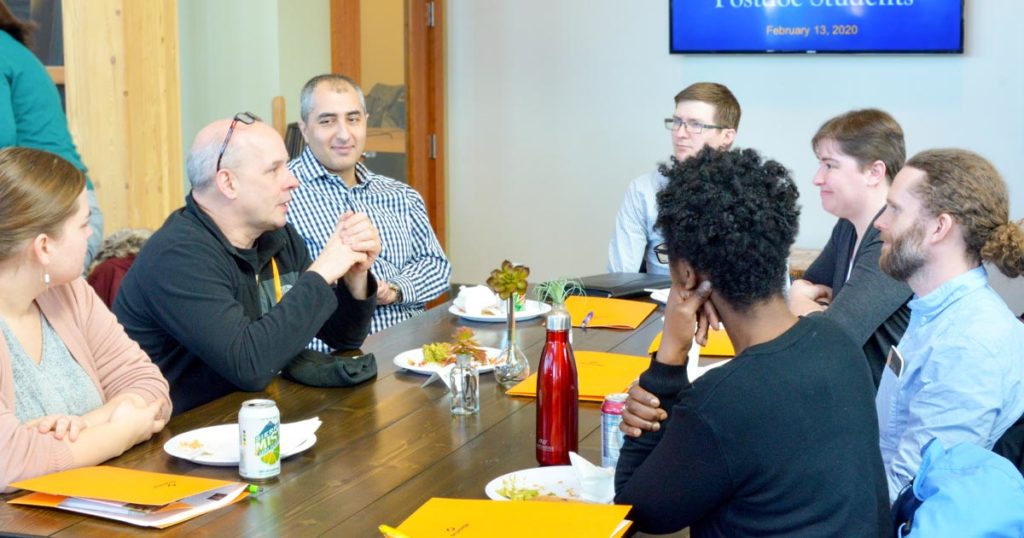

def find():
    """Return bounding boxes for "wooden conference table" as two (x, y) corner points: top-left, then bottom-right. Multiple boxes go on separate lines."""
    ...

(0, 299), (668, 537)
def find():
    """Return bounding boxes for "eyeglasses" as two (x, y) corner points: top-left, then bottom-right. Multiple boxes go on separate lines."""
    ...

(653, 243), (670, 265)
(663, 117), (727, 134)
(216, 111), (261, 172)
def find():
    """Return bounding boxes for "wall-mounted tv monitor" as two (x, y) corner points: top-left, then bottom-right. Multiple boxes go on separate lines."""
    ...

(670, 0), (964, 54)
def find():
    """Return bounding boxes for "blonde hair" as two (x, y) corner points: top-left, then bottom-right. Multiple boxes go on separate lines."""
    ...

(0, 147), (85, 261)
(907, 148), (1024, 277)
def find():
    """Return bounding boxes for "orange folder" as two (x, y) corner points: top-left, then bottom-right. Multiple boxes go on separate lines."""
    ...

(395, 497), (632, 538)
(647, 329), (735, 357)
(9, 466), (235, 506)
(564, 296), (656, 330)
(506, 351), (651, 402)
(8, 467), (248, 529)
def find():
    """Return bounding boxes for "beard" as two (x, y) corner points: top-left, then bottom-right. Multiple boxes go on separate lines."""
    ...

(879, 222), (928, 282)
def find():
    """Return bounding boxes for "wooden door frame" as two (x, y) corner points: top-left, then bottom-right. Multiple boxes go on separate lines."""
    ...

(329, 0), (446, 249)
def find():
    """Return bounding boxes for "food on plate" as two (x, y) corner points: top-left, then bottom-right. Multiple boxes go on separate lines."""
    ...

(414, 328), (493, 368)
(529, 495), (577, 503)
(465, 304), (503, 316)
(422, 342), (453, 364)
(497, 476), (541, 501)
(496, 475), (580, 501)
(179, 439), (203, 450)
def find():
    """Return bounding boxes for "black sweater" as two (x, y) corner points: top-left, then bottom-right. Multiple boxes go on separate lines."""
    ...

(113, 194), (376, 414)
(614, 316), (889, 537)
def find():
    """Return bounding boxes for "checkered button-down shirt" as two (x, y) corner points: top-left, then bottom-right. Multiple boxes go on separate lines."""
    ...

(288, 149), (451, 344)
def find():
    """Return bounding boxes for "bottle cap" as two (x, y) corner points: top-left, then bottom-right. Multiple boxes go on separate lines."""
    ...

(546, 310), (571, 331)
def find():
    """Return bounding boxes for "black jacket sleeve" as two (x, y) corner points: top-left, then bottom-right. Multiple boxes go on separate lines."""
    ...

(139, 238), (360, 391)
(286, 225), (377, 351)
(316, 275), (377, 351)
(814, 226), (912, 346)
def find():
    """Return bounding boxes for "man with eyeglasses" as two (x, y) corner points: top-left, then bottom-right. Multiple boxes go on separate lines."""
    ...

(607, 82), (740, 275)
(113, 115), (379, 414)
(288, 74), (450, 335)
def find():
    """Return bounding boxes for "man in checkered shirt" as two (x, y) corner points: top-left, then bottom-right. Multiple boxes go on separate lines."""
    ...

(288, 74), (451, 342)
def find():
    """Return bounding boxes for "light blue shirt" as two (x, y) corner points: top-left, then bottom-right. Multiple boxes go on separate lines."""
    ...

(876, 266), (1024, 502)
(607, 171), (669, 275)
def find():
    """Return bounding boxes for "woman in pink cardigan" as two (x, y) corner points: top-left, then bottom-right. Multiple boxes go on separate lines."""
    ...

(0, 147), (171, 490)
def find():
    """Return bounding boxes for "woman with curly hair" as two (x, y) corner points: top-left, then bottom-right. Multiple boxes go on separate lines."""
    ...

(613, 147), (889, 536)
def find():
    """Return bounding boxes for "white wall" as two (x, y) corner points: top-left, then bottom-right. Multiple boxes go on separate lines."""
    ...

(179, 0), (330, 172)
(446, 0), (1024, 283)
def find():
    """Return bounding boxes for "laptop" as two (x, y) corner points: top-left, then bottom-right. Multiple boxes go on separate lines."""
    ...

(573, 272), (672, 298)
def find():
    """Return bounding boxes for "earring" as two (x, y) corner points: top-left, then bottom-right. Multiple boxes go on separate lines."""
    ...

(43, 272), (51, 287)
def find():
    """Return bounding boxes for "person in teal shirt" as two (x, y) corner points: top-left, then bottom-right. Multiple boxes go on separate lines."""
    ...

(0, 3), (103, 269)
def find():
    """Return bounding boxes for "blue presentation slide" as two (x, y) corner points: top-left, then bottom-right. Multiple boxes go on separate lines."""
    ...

(671, 0), (963, 53)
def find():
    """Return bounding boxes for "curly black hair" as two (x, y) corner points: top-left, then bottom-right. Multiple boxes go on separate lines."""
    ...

(655, 147), (800, 311)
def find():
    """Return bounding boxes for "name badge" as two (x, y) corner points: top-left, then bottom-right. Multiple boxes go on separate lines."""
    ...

(886, 345), (904, 378)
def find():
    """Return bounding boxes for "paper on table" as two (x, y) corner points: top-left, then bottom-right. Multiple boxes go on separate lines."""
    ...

(565, 296), (656, 330)
(647, 328), (735, 357)
(10, 483), (248, 529)
(395, 497), (632, 538)
(8, 466), (248, 529)
(645, 330), (734, 382)
(420, 363), (455, 391)
(505, 351), (650, 402)
(9, 466), (238, 506)
(648, 288), (670, 304)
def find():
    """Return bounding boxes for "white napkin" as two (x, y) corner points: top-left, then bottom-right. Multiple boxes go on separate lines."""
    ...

(453, 285), (499, 314)
(280, 417), (322, 450)
(420, 364), (456, 391)
(569, 451), (615, 504)
(648, 288), (671, 304)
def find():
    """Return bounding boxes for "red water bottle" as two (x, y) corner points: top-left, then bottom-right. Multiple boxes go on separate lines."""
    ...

(536, 310), (578, 466)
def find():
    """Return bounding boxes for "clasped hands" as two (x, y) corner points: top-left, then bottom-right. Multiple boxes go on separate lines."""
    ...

(619, 276), (716, 438)
(309, 211), (382, 284)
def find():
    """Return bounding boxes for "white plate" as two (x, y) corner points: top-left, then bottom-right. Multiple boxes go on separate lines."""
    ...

(163, 423), (316, 466)
(448, 300), (552, 323)
(393, 346), (502, 375)
(485, 465), (582, 502)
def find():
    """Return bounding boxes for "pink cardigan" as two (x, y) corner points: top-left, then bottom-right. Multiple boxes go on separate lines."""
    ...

(0, 278), (172, 490)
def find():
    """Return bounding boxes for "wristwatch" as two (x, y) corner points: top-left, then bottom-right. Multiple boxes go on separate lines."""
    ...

(388, 282), (403, 303)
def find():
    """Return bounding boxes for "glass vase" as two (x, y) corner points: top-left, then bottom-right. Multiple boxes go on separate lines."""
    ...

(450, 353), (480, 415)
(495, 296), (530, 388)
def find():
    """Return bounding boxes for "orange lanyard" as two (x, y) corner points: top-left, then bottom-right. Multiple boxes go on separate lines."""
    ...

(271, 257), (283, 303)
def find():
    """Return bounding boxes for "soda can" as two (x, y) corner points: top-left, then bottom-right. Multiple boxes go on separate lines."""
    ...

(239, 399), (281, 481)
(601, 393), (628, 468)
